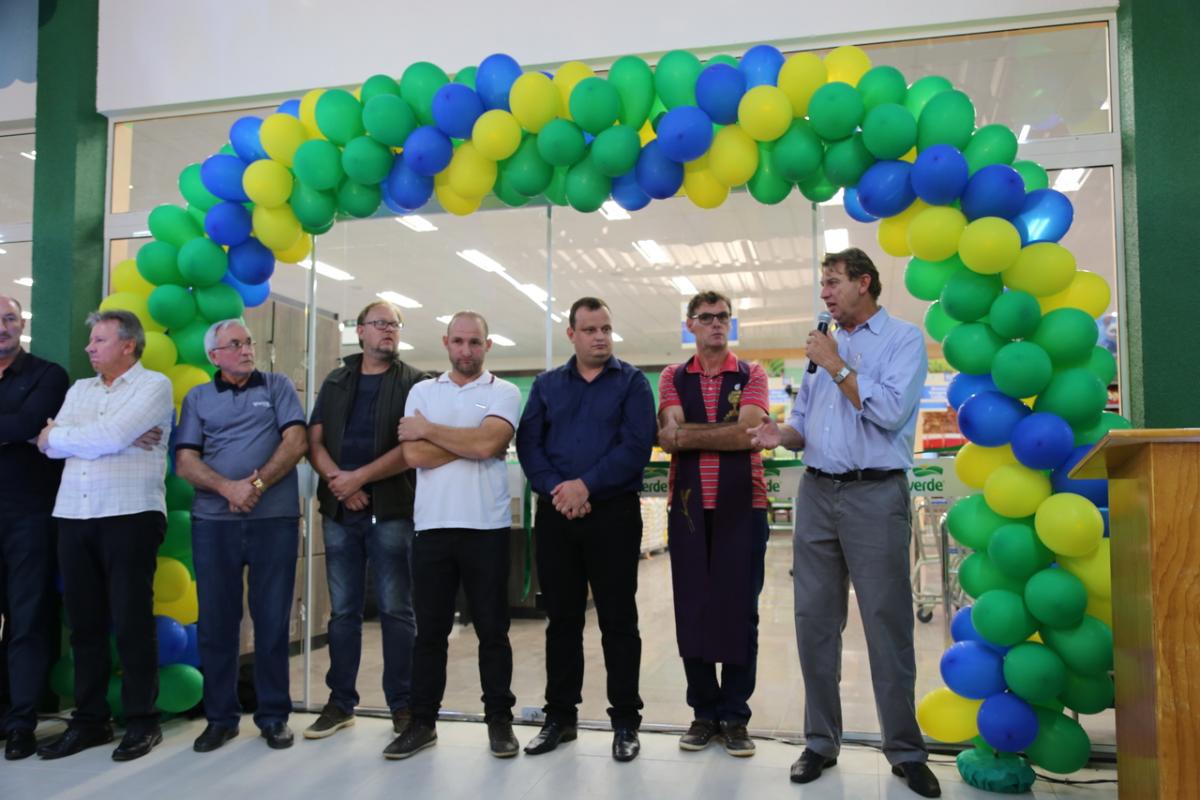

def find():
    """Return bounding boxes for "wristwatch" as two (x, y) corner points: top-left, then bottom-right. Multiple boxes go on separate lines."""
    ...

(832, 365), (853, 384)
(252, 477), (266, 491)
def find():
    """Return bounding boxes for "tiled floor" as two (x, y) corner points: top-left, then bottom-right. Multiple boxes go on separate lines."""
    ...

(0, 714), (1117, 799)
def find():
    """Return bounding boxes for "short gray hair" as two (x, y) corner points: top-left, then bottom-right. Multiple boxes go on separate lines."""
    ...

(204, 319), (247, 365)
(86, 310), (145, 359)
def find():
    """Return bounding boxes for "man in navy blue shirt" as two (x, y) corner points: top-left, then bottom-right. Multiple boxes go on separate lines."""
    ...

(516, 297), (656, 763)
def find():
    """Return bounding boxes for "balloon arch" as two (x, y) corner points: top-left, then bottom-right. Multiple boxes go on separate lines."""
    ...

(99, 43), (1124, 790)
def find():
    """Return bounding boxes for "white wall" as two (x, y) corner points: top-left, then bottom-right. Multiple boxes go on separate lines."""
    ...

(96, 0), (1116, 116)
(0, 0), (38, 128)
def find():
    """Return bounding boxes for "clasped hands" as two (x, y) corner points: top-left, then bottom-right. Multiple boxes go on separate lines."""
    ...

(552, 478), (591, 520)
(327, 467), (369, 512)
(223, 469), (264, 514)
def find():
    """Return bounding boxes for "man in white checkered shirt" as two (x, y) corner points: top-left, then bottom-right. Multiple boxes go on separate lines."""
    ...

(35, 310), (174, 764)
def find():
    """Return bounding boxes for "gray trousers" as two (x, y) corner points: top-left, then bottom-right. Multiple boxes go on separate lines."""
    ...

(792, 472), (927, 765)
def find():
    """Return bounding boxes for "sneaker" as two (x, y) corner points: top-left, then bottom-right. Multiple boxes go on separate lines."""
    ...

(720, 721), (755, 757)
(391, 708), (412, 736)
(303, 703), (355, 740)
(679, 719), (719, 751)
(383, 721), (437, 760)
(487, 720), (519, 758)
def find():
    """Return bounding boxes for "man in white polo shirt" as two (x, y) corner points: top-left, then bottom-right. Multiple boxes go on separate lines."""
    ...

(384, 311), (521, 761)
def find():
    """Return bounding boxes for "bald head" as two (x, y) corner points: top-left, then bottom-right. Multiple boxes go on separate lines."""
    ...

(0, 296), (25, 361)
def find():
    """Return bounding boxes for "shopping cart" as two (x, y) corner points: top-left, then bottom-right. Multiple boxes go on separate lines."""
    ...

(909, 496), (968, 638)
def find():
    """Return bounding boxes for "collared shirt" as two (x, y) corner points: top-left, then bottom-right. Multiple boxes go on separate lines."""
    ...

(516, 355), (656, 501)
(47, 361), (174, 520)
(659, 351), (770, 509)
(405, 370), (521, 531)
(175, 370), (306, 521)
(0, 349), (69, 513)
(787, 306), (928, 473)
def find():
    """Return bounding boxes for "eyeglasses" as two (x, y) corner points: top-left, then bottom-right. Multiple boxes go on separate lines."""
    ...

(362, 320), (402, 331)
(211, 337), (255, 353)
(690, 311), (732, 325)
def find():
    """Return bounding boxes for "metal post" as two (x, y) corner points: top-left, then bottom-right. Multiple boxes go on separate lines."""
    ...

(545, 205), (553, 372)
(301, 238), (319, 710)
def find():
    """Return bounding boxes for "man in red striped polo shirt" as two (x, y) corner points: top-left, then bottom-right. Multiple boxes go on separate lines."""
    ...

(657, 290), (770, 759)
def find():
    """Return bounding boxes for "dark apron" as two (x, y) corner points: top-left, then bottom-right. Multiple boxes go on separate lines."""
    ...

(668, 358), (755, 665)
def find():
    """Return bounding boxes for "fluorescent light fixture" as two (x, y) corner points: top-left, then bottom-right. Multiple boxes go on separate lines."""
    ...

(612, 332), (624, 342)
(1017, 124), (1031, 143)
(1100, 97), (1110, 111)
(633, 239), (672, 265)
(394, 340), (415, 351)
(518, 283), (548, 304)
(19, 335), (30, 344)
(19, 151), (35, 161)
(823, 228), (850, 252)
(738, 297), (764, 310)
(489, 334), (516, 347)
(298, 257), (355, 281)
(13, 277), (33, 287)
(0, 248), (6, 255)
(435, 315), (454, 324)
(132, 230), (152, 238)
(1052, 168), (1091, 193)
(551, 313), (563, 323)
(396, 215), (438, 232)
(376, 290), (422, 309)
(599, 201), (631, 221)
(820, 189), (844, 207)
(670, 275), (698, 295)
(21, 311), (31, 320)
(457, 249), (505, 273)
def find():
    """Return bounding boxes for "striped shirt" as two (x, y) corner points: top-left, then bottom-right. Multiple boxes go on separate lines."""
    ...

(659, 352), (769, 510)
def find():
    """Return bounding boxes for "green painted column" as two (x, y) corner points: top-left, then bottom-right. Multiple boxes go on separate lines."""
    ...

(30, 0), (106, 378)
(1117, 2), (1200, 428)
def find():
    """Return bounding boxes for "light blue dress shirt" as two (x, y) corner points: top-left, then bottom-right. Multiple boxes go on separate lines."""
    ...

(787, 306), (928, 473)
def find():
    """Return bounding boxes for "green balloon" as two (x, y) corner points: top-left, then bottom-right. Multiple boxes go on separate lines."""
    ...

(1086, 346), (1116, 386)
(648, 96), (667, 130)
(565, 157), (611, 213)
(342, 136), (393, 185)
(807, 82), (865, 142)
(148, 284), (198, 330)
(989, 290), (1042, 339)
(965, 124), (1019, 174)
(856, 65), (908, 111)
(148, 204), (203, 249)
(315, 89), (365, 145)
(1013, 160), (1050, 191)
(706, 54), (740, 68)
(654, 50), (703, 109)
(923, 301), (961, 341)
(947, 494), (1012, 551)
(536, 119), (586, 167)
(336, 179), (381, 218)
(570, 77), (621, 136)
(161, 509), (193, 561)
(861, 103), (917, 160)
(904, 75), (954, 120)
(905, 256), (963, 301)
(49, 655), (74, 698)
(609, 56), (655, 129)
(748, 142), (794, 204)
(359, 73), (401, 104)
(590, 125), (641, 178)
(991, 341), (1053, 399)
(165, 473), (195, 512)
(988, 522), (1054, 580)
(157, 664), (204, 713)
(109, 635), (121, 669)
(293, 139), (345, 191)
(959, 552), (1026, 598)
(1059, 672), (1113, 715)
(194, 283), (245, 323)
(1042, 615), (1113, 676)
(452, 66), (477, 88)
(824, 133), (875, 187)
(1003, 642), (1068, 703)
(137, 241), (184, 286)
(1073, 410), (1131, 447)
(941, 269), (1003, 322)
(771, 120), (823, 182)
(798, 164), (838, 202)
(290, 181), (337, 231)
(1033, 368), (1107, 429)
(1025, 713), (1091, 774)
(502, 136), (553, 197)
(217, 144), (236, 156)
(177, 238), (228, 287)
(972, 589), (1038, 647)
(1032, 308), (1098, 367)
(544, 166), (569, 206)
(400, 62), (449, 126)
(179, 163), (219, 211)
(187, 205), (208, 229)
(170, 319), (211, 366)
(1024, 568), (1088, 630)
(491, 169), (530, 208)
(943, 322), (1005, 374)
(362, 94), (418, 147)
(917, 90), (976, 151)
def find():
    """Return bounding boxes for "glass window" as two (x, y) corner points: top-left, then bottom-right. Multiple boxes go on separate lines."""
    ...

(0, 133), (36, 225)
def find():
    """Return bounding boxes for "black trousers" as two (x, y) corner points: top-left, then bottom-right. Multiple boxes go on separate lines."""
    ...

(0, 512), (56, 733)
(536, 493), (643, 729)
(410, 528), (515, 725)
(57, 511), (165, 733)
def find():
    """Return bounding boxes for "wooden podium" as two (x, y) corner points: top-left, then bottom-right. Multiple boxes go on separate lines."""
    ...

(1072, 429), (1200, 799)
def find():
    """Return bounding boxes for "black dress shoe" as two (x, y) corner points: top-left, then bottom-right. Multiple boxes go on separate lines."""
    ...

(790, 748), (837, 784)
(612, 728), (640, 762)
(37, 725), (115, 760)
(261, 722), (294, 750)
(524, 721), (577, 755)
(193, 723), (239, 753)
(4, 729), (37, 761)
(892, 761), (942, 798)
(112, 727), (163, 762)
(487, 720), (519, 758)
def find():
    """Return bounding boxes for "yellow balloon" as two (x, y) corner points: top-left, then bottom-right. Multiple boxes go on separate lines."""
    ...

(824, 46), (872, 86)
(954, 443), (1018, 489)
(100, 291), (164, 334)
(242, 159), (294, 208)
(777, 52), (827, 117)
(917, 688), (982, 743)
(509, 72), (561, 133)
(1027, 631), (1044, 644)
(737, 85), (793, 142)
(447, 141), (498, 199)
(1035, 492), (1103, 558)
(299, 88), (327, 140)
(553, 61), (595, 120)
(274, 233), (312, 265)
(1003, 242), (1076, 296)
(908, 206), (967, 262)
(167, 364), (211, 407)
(434, 177), (482, 216)
(638, 119), (656, 146)
(472, 110), (522, 161)
(156, 580), (199, 625)
(154, 556), (190, 604)
(142, 331), (178, 374)
(1086, 594), (1113, 627)
(259, 113), (308, 167)
(958, 217), (1022, 274)
(252, 205), (303, 252)
(111, 258), (155, 297)
(682, 156), (729, 209)
(708, 124), (758, 186)
(984, 463), (1051, 518)
(877, 199), (928, 258)
(900, 146), (918, 163)
(1037, 269), (1111, 317)
(1059, 538), (1112, 599)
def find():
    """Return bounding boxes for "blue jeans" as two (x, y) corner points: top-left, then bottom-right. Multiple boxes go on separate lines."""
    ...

(192, 517), (298, 730)
(322, 515), (415, 713)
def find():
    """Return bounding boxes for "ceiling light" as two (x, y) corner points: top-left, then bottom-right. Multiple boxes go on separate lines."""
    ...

(436, 315), (454, 324)
(21, 311), (31, 320)
(1017, 124), (1031, 143)
(823, 228), (850, 252)
(1100, 98), (1110, 111)
(298, 258), (355, 281)
(489, 334), (516, 346)
(551, 313), (562, 323)
(820, 189), (844, 207)
(19, 151), (35, 161)
(396, 215), (438, 232)
(518, 283), (548, 304)
(394, 341), (415, 351)
(670, 275), (698, 295)
(1052, 168), (1091, 193)
(132, 230), (151, 237)
(633, 239), (672, 265)
(599, 201), (631, 221)
(19, 335), (30, 344)
(376, 290), (422, 309)
(612, 332), (624, 342)
(0, 248), (6, 255)
(13, 277), (33, 287)
(457, 249), (505, 273)
(738, 297), (764, 310)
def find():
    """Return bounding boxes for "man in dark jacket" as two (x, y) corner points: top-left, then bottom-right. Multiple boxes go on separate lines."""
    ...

(304, 300), (429, 740)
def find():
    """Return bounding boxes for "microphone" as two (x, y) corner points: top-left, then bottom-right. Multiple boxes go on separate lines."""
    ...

(806, 311), (833, 374)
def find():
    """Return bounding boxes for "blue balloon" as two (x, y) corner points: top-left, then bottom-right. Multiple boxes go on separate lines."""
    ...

(385, 154), (434, 211)
(940, 640), (1007, 699)
(475, 53), (522, 111)
(655, 106), (715, 163)
(958, 390), (1030, 447)
(911, 144), (969, 205)
(856, 160), (915, 217)
(203, 201), (252, 247)
(1099, 506), (1110, 537)
(276, 98), (301, 118)
(947, 372), (999, 410)
(843, 187), (877, 223)
(199, 154), (249, 203)
(181, 624), (201, 668)
(740, 44), (784, 88)
(977, 692), (1040, 752)
(635, 140), (684, 199)
(156, 615), (188, 666)
(229, 116), (268, 163)
(403, 126), (454, 177)
(222, 271), (270, 308)
(695, 64), (746, 125)
(227, 238), (275, 285)
(612, 171), (651, 211)
(431, 83), (484, 139)
(1050, 445), (1109, 507)
(961, 164), (1026, 221)
(1011, 412), (1075, 470)
(1012, 188), (1074, 245)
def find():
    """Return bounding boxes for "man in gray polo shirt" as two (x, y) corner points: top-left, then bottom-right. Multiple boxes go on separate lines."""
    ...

(175, 319), (308, 754)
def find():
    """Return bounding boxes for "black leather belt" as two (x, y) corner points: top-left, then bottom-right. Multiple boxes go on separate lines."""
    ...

(806, 466), (905, 482)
